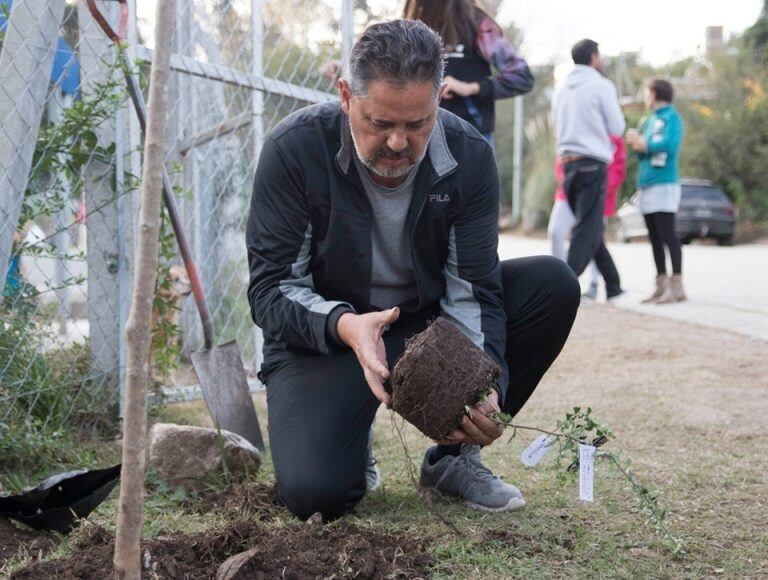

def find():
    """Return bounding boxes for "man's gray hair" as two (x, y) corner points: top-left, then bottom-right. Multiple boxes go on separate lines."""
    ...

(347, 19), (445, 97)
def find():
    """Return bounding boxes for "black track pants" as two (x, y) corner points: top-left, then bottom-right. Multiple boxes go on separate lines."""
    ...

(263, 256), (580, 520)
(563, 159), (620, 291)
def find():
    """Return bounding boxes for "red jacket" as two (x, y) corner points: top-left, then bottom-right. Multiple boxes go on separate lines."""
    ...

(554, 135), (626, 216)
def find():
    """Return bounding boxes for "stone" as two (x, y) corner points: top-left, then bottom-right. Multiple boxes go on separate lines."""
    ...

(148, 423), (261, 489)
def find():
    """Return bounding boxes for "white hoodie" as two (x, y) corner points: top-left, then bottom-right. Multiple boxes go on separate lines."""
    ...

(553, 65), (626, 164)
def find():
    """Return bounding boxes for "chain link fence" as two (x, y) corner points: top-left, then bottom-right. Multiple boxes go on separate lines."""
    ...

(1, 0), (397, 463)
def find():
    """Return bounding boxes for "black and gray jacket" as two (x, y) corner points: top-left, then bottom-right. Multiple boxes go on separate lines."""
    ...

(246, 102), (509, 400)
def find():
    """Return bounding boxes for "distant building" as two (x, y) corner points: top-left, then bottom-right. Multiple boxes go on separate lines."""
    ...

(672, 26), (722, 101)
(598, 27), (722, 106)
(706, 26), (724, 57)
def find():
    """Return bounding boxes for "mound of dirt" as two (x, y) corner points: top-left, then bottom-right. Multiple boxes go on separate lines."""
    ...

(390, 318), (500, 440)
(13, 484), (433, 580)
(226, 523), (433, 580)
(0, 517), (57, 565)
(2, 482), (281, 576)
(11, 519), (261, 580)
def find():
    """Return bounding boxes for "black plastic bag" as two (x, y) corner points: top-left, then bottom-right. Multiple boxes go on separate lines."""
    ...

(0, 464), (120, 533)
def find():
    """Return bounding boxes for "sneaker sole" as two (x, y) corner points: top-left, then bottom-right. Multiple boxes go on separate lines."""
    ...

(422, 485), (526, 513)
(465, 496), (526, 513)
(366, 480), (381, 492)
(366, 465), (382, 492)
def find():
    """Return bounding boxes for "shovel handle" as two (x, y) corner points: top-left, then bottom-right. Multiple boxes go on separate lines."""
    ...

(87, 0), (215, 349)
(85, 0), (129, 45)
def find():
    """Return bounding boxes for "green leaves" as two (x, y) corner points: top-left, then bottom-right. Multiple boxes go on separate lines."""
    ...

(495, 411), (513, 424)
(553, 406), (613, 473)
(19, 59), (131, 239)
(492, 406), (682, 554)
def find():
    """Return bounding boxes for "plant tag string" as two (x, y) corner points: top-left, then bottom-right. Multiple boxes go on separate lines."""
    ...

(520, 434), (553, 467)
(579, 444), (596, 502)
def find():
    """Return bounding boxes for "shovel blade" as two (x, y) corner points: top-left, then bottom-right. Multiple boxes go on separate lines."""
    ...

(191, 341), (265, 450)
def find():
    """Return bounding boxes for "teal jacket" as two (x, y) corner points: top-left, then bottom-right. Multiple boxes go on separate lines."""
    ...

(636, 104), (684, 188)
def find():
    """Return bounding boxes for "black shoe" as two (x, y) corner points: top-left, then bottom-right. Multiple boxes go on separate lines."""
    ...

(606, 287), (624, 300)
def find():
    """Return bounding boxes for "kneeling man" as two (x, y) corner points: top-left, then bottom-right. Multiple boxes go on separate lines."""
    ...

(246, 19), (579, 520)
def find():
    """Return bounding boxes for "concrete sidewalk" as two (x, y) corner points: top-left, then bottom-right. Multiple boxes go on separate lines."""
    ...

(498, 234), (768, 342)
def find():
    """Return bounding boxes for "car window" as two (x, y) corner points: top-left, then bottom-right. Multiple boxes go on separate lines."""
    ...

(682, 186), (728, 202)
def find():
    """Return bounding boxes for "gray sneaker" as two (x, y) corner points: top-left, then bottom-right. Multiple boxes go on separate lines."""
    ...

(420, 444), (525, 512)
(366, 427), (381, 492)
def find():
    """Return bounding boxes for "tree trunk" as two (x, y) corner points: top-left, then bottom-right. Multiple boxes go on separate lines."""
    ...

(113, 0), (175, 577)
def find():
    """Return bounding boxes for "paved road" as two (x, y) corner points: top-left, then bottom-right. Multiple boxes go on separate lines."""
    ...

(498, 234), (768, 342)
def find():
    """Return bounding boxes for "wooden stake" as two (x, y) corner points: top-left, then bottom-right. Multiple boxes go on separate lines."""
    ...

(113, 0), (175, 577)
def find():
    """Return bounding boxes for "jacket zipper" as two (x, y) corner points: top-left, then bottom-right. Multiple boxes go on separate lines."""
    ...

(410, 167), (458, 311)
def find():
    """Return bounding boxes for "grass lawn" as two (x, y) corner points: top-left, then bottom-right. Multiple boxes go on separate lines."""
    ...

(2, 306), (766, 578)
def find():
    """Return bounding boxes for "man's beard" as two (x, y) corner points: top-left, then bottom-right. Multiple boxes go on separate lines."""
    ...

(350, 128), (426, 179)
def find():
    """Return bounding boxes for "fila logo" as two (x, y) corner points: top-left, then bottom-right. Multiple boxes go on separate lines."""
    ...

(428, 193), (450, 203)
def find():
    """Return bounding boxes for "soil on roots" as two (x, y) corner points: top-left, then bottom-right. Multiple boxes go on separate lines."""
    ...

(390, 318), (500, 440)
(12, 482), (433, 579)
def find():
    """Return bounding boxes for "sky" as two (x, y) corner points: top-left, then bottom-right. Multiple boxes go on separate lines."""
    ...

(495, 0), (765, 67)
(134, 0), (765, 70)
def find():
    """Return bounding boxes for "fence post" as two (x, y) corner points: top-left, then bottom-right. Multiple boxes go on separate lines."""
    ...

(175, 0), (204, 356)
(0, 0), (65, 286)
(249, 0), (264, 374)
(46, 89), (73, 335)
(512, 95), (524, 223)
(79, 1), (122, 400)
(341, 0), (354, 72)
(116, 0), (143, 417)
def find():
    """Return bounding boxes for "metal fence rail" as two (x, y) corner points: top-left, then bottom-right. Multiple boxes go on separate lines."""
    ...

(0, 0), (385, 451)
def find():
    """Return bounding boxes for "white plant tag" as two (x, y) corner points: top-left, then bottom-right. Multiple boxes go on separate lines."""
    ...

(520, 434), (553, 467)
(579, 444), (596, 502)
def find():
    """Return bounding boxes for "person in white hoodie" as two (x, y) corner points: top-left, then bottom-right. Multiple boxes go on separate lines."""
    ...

(552, 39), (626, 298)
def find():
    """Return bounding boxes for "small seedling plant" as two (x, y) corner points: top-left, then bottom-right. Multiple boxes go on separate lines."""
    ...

(491, 404), (684, 554)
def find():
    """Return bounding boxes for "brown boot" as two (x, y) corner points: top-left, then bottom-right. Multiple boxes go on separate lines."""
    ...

(656, 274), (686, 304)
(642, 275), (668, 303)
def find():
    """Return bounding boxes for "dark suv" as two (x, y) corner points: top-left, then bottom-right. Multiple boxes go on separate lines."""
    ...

(616, 179), (736, 245)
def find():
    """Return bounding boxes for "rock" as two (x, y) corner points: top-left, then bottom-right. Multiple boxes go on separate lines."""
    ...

(148, 423), (260, 489)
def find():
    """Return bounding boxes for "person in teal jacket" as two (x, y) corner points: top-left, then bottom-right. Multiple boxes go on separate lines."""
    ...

(626, 79), (686, 303)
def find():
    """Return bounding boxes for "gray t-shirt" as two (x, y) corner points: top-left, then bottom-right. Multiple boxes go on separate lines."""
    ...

(353, 155), (419, 309)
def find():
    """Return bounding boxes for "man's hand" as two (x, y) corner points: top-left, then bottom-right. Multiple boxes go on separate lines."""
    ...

(336, 308), (400, 406)
(442, 75), (480, 100)
(436, 389), (504, 446)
